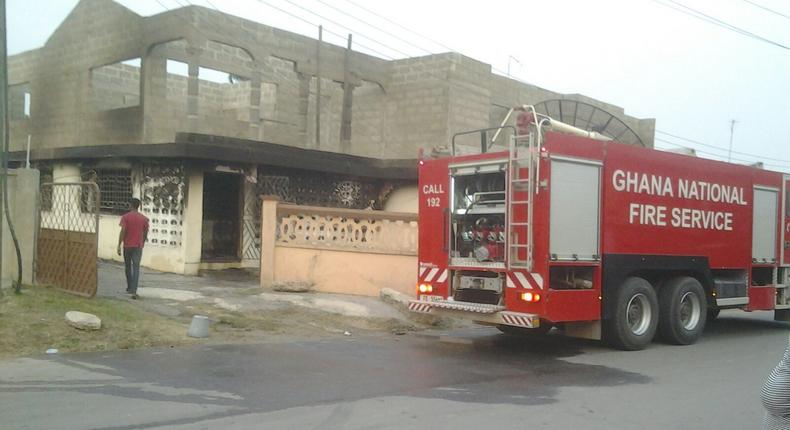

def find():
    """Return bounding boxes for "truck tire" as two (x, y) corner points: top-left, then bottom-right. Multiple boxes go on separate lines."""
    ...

(658, 276), (707, 345)
(497, 321), (553, 336)
(603, 277), (659, 351)
(706, 308), (720, 322)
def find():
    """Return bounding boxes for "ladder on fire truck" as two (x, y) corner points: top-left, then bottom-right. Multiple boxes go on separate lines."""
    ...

(506, 131), (537, 271)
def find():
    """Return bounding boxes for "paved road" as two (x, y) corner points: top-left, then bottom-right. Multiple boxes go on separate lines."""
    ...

(1, 310), (787, 430)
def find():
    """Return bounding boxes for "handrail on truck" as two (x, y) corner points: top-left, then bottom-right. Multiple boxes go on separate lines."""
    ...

(451, 126), (517, 157)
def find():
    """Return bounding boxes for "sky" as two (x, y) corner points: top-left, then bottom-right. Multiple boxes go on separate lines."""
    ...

(7, 0), (790, 171)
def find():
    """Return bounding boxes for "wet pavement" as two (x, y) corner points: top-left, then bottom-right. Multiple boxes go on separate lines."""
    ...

(1, 310), (787, 429)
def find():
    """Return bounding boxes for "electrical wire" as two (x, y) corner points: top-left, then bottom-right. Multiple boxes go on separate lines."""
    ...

(252, 0), (398, 60)
(655, 137), (790, 170)
(740, 0), (790, 20)
(339, 0), (533, 82)
(657, 130), (790, 164)
(649, 0), (790, 51)
(315, 0), (434, 57)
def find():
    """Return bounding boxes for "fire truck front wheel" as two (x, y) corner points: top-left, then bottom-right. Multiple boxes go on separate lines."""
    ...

(657, 276), (707, 345)
(603, 277), (659, 351)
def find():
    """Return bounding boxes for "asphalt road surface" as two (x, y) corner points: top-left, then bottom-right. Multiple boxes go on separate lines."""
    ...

(1, 310), (788, 430)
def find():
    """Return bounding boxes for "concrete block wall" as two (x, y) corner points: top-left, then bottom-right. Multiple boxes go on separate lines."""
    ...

(90, 62), (141, 111)
(306, 78), (345, 152)
(383, 55), (452, 158)
(350, 80), (386, 158)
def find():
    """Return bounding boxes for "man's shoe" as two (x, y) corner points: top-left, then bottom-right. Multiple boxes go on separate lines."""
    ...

(131, 294), (138, 300)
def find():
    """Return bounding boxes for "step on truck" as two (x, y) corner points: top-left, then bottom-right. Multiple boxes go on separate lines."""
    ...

(409, 105), (790, 350)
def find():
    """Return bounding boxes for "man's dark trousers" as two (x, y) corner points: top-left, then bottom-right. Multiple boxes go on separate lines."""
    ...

(123, 247), (143, 293)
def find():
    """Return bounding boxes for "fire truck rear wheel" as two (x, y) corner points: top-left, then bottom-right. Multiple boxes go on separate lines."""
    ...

(603, 277), (659, 351)
(658, 276), (707, 345)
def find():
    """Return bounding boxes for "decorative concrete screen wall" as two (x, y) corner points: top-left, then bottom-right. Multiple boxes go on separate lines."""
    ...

(260, 197), (417, 297)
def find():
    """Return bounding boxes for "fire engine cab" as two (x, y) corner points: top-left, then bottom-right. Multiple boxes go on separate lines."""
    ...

(409, 105), (790, 350)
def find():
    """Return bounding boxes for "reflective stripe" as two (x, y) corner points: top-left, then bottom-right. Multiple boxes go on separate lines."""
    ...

(425, 268), (439, 282)
(514, 272), (532, 290)
(531, 273), (544, 289)
(408, 302), (432, 313)
(436, 269), (448, 283)
(506, 275), (516, 289)
(501, 313), (536, 328)
(418, 266), (427, 277)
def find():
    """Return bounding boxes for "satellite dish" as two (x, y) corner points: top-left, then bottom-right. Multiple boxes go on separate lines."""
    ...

(533, 99), (645, 147)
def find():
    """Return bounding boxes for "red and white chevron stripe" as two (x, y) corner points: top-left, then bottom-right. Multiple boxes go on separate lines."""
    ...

(408, 301), (432, 313)
(501, 312), (537, 328)
(505, 271), (544, 290)
(418, 265), (448, 283)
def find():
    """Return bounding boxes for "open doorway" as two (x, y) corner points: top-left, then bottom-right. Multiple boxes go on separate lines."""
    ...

(202, 172), (242, 261)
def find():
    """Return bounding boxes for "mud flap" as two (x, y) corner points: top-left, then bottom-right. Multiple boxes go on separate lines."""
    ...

(775, 309), (790, 322)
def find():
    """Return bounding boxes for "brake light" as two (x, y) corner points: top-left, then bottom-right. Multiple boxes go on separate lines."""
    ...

(520, 292), (541, 302)
(418, 283), (433, 294)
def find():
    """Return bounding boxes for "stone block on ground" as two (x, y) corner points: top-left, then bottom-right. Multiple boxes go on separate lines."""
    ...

(379, 288), (411, 306)
(272, 281), (313, 293)
(379, 288), (450, 328)
(65, 311), (102, 330)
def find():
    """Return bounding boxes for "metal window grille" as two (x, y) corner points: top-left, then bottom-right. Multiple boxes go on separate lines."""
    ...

(87, 168), (133, 214)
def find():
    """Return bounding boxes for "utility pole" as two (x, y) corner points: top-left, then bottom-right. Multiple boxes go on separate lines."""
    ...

(727, 119), (737, 162)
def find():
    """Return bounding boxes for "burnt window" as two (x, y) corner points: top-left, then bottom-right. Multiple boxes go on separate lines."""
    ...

(87, 168), (133, 214)
(9, 83), (31, 120)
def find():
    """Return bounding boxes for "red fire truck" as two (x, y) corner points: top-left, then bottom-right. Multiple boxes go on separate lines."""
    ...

(409, 105), (790, 350)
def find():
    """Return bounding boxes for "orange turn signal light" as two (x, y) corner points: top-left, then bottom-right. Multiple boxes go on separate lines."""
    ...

(520, 292), (541, 302)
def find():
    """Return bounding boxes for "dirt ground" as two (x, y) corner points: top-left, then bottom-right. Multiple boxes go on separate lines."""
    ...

(0, 261), (451, 358)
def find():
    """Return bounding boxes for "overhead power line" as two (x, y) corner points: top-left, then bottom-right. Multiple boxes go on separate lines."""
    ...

(251, 0), (527, 90)
(252, 0), (397, 60)
(740, 0), (790, 20)
(649, 0), (790, 51)
(655, 137), (790, 169)
(339, 0), (534, 82)
(278, 0), (406, 58)
(656, 130), (790, 164)
(316, 0), (433, 57)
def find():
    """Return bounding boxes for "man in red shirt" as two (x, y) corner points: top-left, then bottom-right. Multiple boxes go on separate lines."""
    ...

(117, 198), (149, 299)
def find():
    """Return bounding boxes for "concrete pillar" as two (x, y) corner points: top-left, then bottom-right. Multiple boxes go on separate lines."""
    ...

(259, 196), (279, 286)
(340, 35), (354, 153)
(141, 48), (167, 143)
(187, 60), (200, 117)
(297, 73), (311, 147)
(248, 66), (262, 139)
(182, 168), (204, 275)
(2, 169), (39, 287)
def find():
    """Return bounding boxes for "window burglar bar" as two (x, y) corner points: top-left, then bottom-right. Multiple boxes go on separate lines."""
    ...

(85, 168), (133, 214)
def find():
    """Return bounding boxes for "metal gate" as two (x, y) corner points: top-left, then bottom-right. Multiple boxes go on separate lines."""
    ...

(36, 182), (100, 297)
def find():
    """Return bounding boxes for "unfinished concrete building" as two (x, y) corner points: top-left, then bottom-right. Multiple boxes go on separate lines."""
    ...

(9, 0), (655, 274)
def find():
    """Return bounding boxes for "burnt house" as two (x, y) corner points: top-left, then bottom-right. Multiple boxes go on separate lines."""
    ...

(9, 0), (654, 274)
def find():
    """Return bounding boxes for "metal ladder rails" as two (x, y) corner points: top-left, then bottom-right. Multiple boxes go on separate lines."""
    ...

(506, 133), (536, 271)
